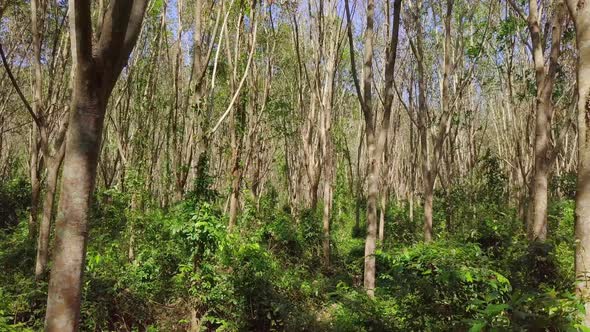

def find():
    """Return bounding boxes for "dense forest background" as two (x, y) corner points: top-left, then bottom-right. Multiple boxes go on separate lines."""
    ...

(1, 0), (590, 330)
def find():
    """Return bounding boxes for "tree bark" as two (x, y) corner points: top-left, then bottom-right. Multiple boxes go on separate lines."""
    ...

(29, 0), (44, 240)
(423, 172), (434, 242)
(29, 132), (41, 239)
(529, 0), (565, 241)
(567, 0), (590, 325)
(45, 88), (106, 331)
(415, 11), (433, 242)
(35, 150), (65, 280)
(378, 192), (386, 242)
(344, 0), (401, 297)
(322, 164), (332, 265)
(228, 140), (242, 231)
(44, 0), (147, 330)
(364, 133), (378, 297)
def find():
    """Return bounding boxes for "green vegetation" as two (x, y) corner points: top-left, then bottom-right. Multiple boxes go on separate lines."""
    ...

(0, 159), (585, 331)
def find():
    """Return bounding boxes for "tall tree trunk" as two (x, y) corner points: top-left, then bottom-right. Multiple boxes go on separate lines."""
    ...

(528, 0), (549, 240)
(45, 91), (106, 331)
(45, 1), (147, 329)
(521, 0), (565, 241)
(29, 0), (45, 240)
(364, 132), (378, 297)
(422, 0), (454, 243)
(344, 0), (401, 297)
(567, 0), (590, 325)
(413, 3), (433, 242)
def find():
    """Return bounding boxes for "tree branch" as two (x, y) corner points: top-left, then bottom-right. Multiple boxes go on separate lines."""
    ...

(343, 0), (366, 111)
(0, 41), (42, 129)
(507, 0), (526, 21)
(69, 0), (93, 69)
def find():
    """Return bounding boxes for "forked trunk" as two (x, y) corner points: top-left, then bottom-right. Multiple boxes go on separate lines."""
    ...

(45, 92), (106, 331)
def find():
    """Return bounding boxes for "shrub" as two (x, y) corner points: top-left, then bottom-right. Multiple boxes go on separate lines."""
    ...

(376, 241), (512, 331)
(0, 177), (30, 230)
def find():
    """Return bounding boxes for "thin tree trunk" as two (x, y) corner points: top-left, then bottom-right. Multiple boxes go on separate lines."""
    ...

(378, 191), (386, 242)
(228, 103), (243, 231)
(322, 166), (332, 265)
(29, 132), (41, 239)
(355, 122), (364, 231)
(29, 0), (47, 241)
(344, 0), (401, 297)
(35, 150), (65, 280)
(364, 133), (378, 297)
(507, 0), (567, 241)
(413, 3), (433, 242)
(423, 175), (434, 242)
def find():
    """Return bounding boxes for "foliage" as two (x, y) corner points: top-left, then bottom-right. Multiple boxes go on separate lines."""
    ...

(377, 241), (512, 330)
(0, 177), (30, 230)
(0, 177), (585, 331)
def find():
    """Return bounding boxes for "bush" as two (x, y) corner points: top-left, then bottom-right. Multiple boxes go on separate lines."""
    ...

(376, 241), (512, 331)
(0, 177), (30, 230)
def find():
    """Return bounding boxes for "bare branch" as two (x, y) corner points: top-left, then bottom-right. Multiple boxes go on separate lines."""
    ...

(0, 41), (42, 129)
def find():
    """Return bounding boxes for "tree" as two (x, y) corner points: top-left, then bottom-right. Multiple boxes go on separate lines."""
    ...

(44, 0), (148, 330)
(508, 0), (567, 241)
(345, 0), (402, 297)
(566, 0), (590, 325)
(0, 0), (71, 279)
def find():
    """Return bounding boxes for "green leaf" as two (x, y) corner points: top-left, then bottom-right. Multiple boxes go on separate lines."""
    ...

(469, 321), (486, 332)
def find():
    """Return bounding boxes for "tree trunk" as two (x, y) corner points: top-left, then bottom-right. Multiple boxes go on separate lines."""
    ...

(228, 168), (240, 231)
(29, 0), (44, 240)
(364, 133), (378, 297)
(423, 176), (434, 242)
(409, 194), (414, 224)
(44, 1), (148, 326)
(228, 105), (243, 231)
(567, 0), (590, 325)
(322, 171), (332, 266)
(414, 6), (433, 242)
(29, 130), (41, 239)
(35, 153), (64, 280)
(45, 93), (106, 331)
(355, 123), (364, 232)
(526, 0), (565, 241)
(531, 99), (551, 241)
(378, 192), (386, 242)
